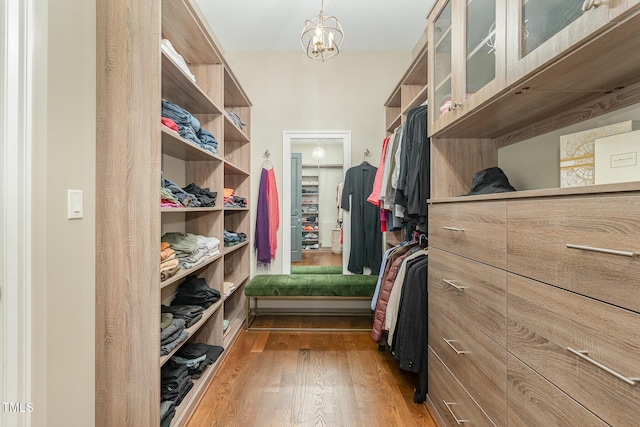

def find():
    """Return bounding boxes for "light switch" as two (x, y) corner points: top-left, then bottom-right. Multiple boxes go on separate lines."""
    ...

(67, 190), (83, 219)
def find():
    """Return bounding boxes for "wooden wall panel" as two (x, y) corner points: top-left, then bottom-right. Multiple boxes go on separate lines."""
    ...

(96, 0), (161, 425)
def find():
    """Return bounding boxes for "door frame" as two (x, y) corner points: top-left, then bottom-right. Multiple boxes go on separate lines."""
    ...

(282, 131), (351, 274)
(1, 0), (34, 424)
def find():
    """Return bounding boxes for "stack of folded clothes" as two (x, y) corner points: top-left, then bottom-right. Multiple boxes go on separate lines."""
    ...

(223, 229), (247, 247)
(162, 100), (219, 154)
(162, 232), (220, 271)
(161, 304), (204, 328)
(161, 177), (218, 209)
(182, 183), (217, 207)
(160, 313), (188, 356)
(160, 242), (179, 282)
(161, 360), (193, 413)
(162, 177), (202, 208)
(174, 342), (224, 379)
(171, 276), (221, 309)
(223, 187), (248, 208)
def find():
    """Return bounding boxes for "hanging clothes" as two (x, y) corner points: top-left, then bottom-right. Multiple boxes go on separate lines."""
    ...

(265, 168), (279, 260)
(341, 162), (383, 274)
(254, 168), (271, 268)
(394, 104), (429, 232)
(391, 254), (429, 403)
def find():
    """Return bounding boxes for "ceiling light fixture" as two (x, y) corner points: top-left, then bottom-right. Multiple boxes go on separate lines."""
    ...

(312, 139), (325, 159)
(300, 0), (344, 62)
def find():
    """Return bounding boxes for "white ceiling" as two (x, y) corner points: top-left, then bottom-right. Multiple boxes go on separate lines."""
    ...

(194, 0), (435, 52)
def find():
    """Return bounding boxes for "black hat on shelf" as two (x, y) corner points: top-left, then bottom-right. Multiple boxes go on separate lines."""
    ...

(466, 167), (516, 195)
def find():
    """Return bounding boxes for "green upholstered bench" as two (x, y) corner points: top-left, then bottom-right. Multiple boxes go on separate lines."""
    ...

(290, 265), (343, 274)
(245, 273), (378, 329)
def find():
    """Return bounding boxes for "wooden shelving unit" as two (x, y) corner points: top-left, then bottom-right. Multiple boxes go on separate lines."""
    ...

(96, 0), (251, 425)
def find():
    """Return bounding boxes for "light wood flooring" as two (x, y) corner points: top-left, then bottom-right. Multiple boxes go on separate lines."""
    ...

(293, 249), (343, 267)
(186, 320), (437, 427)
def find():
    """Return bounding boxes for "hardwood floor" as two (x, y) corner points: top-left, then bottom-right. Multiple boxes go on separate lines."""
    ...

(186, 322), (437, 427)
(293, 249), (342, 267)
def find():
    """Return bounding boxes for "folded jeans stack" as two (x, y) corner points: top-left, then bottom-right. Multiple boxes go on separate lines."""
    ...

(161, 304), (204, 328)
(162, 100), (219, 154)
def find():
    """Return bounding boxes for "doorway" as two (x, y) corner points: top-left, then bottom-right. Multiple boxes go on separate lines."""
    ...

(282, 131), (351, 274)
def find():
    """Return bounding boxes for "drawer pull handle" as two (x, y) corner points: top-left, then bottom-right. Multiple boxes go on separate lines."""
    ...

(443, 279), (466, 291)
(566, 244), (637, 257)
(582, 0), (599, 12)
(567, 347), (639, 386)
(443, 226), (465, 232)
(444, 338), (469, 355)
(443, 401), (469, 424)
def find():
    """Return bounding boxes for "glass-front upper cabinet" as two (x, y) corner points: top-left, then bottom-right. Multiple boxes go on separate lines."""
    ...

(505, 0), (640, 86)
(428, 0), (506, 136)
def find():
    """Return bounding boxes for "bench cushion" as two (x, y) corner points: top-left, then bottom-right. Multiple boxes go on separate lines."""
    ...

(245, 274), (378, 297)
(290, 265), (343, 274)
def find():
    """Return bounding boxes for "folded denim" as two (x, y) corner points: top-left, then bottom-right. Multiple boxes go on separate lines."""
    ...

(162, 178), (201, 208)
(196, 128), (218, 146)
(183, 183), (217, 207)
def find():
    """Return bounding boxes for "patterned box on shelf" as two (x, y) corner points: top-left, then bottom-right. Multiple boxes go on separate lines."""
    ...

(594, 129), (640, 185)
(560, 120), (640, 187)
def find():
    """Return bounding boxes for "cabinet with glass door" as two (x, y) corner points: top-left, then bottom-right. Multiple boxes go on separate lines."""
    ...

(428, 0), (506, 135)
(505, 0), (640, 87)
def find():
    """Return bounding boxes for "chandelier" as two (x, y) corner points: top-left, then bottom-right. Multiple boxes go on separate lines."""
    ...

(300, 0), (344, 62)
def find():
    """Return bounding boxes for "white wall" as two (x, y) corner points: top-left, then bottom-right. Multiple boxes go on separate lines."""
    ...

(225, 51), (412, 275)
(31, 0), (96, 425)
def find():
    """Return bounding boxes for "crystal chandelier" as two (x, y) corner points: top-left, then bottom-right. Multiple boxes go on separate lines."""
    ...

(300, 0), (344, 62)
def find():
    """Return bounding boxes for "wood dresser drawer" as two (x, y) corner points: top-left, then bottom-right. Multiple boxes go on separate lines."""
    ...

(429, 298), (507, 426)
(507, 354), (608, 427)
(508, 273), (640, 426)
(507, 195), (640, 313)
(429, 201), (507, 269)
(428, 347), (496, 427)
(428, 248), (507, 346)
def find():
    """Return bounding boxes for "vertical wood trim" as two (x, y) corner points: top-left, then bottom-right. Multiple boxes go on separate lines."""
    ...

(95, 0), (161, 425)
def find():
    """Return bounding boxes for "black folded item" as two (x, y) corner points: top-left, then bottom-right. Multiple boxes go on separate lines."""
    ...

(466, 167), (516, 195)
(171, 276), (221, 308)
(176, 343), (225, 378)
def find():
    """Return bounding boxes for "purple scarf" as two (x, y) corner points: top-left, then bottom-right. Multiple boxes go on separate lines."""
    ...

(254, 168), (271, 268)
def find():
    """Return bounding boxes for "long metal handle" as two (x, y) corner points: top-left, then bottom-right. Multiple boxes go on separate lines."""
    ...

(443, 226), (465, 232)
(443, 401), (469, 424)
(582, 0), (599, 12)
(443, 279), (466, 291)
(567, 347), (639, 386)
(566, 244), (637, 257)
(444, 338), (469, 355)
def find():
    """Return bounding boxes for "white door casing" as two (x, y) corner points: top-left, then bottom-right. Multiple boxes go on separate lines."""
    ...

(1, 0), (33, 425)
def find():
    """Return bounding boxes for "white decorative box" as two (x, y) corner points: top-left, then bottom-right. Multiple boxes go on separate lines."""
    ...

(594, 129), (640, 185)
(560, 120), (640, 187)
